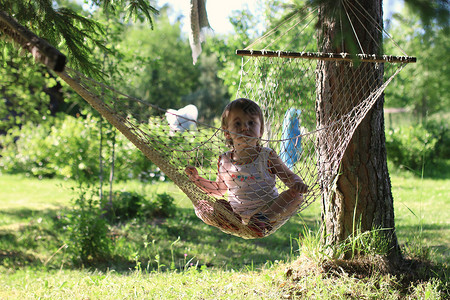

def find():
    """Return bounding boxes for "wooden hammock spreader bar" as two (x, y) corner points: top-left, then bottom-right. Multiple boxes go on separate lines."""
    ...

(236, 50), (416, 64)
(0, 10), (66, 72)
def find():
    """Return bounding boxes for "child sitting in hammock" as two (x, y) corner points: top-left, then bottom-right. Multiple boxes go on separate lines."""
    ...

(185, 98), (308, 234)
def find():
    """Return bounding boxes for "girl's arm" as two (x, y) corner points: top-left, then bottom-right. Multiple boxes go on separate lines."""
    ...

(268, 151), (309, 194)
(185, 166), (228, 198)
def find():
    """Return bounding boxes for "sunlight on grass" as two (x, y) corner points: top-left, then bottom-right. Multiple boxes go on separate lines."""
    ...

(0, 267), (284, 299)
(113, 180), (193, 209)
(0, 174), (75, 210)
(391, 174), (450, 264)
(0, 170), (448, 299)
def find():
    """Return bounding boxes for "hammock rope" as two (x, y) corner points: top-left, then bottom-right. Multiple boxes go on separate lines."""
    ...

(51, 51), (410, 239)
(0, 4), (416, 239)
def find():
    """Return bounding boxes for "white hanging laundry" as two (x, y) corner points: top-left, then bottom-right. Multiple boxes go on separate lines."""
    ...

(165, 104), (198, 134)
(189, 0), (212, 64)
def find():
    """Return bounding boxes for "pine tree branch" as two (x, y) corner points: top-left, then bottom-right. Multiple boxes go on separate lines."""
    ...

(0, 0), (159, 77)
(0, 9), (66, 71)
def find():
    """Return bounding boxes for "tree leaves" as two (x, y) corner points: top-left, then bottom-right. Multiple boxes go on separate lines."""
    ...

(0, 0), (159, 77)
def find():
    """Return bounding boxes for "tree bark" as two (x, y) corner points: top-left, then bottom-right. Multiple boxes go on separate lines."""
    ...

(317, 0), (400, 260)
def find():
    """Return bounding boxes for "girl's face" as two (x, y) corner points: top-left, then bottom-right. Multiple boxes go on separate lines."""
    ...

(224, 108), (262, 147)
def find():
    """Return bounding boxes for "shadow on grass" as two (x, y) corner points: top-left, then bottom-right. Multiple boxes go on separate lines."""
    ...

(0, 249), (37, 268)
(131, 207), (322, 270)
(397, 223), (450, 232)
(0, 205), (322, 272)
(396, 222), (450, 264)
(0, 208), (64, 268)
(2, 200), (449, 276)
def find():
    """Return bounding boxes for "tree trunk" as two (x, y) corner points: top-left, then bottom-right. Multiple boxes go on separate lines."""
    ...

(317, 0), (400, 260)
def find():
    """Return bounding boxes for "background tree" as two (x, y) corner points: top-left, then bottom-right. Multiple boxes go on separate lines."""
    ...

(0, 0), (158, 134)
(0, 60), (56, 134)
(210, 1), (300, 98)
(182, 53), (230, 123)
(117, 8), (200, 111)
(205, 7), (265, 98)
(384, 5), (449, 121)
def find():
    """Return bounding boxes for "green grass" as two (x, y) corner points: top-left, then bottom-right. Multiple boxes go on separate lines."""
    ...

(0, 267), (286, 299)
(391, 172), (450, 264)
(0, 175), (74, 210)
(0, 169), (448, 299)
(0, 174), (322, 271)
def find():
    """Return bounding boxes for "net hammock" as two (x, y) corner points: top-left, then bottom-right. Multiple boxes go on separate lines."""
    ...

(0, 2), (416, 239)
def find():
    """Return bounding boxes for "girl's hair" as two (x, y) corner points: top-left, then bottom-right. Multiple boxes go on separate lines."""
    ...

(221, 98), (264, 147)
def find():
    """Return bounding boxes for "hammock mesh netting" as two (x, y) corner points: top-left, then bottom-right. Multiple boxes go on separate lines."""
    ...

(0, 2), (415, 239)
(55, 53), (410, 239)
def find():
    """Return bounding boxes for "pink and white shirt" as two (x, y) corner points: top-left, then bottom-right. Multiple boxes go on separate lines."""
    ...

(218, 147), (279, 224)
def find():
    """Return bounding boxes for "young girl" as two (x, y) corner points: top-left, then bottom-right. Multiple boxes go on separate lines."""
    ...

(185, 98), (308, 234)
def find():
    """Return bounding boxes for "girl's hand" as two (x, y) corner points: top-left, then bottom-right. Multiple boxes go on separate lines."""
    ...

(268, 149), (309, 194)
(185, 166), (199, 180)
(292, 181), (309, 194)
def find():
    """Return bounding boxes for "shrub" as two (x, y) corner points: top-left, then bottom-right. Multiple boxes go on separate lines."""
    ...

(139, 192), (177, 219)
(103, 190), (177, 223)
(386, 123), (438, 170)
(63, 185), (112, 265)
(0, 119), (56, 177)
(103, 190), (143, 222)
(423, 118), (449, 159)
(0, 112), (221, 181)
(0, 114), (101, 180)
(0, 113), (159, 181)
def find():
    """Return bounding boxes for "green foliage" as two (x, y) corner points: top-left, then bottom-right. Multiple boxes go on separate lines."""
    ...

(117, 9), (200, 111)
(0, 113), (158, 181)
(424, 117), (450, 159)
(206, 0), (317, 100)
(139, 192), (176, 219)
(63, 185), (111, 265)
(403, 0), (450, 28)
(1, 114), (99, 180)
(103, 190), (176, 223)
(204, 7), (263, 98)
(384, 6), (449, 117)
(104, 191), (142, 222)
(0, 109), (227, 182)
(89, 0), (158, 26)
(0, 1), (159, 140)
(0, 0), (158, 77)
(0, 61), (51, 134)
(385, 119), (447, 171)
(0, 51), (91, 135)
(182, 54), (230, 123)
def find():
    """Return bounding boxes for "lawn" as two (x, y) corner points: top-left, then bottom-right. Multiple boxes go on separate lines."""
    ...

(391, 173), (450, 264)
(0, 169), (448, 299)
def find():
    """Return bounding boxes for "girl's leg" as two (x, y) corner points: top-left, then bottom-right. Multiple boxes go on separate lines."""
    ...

(265, 188), (303, 220)
(194, 199), (241, 231)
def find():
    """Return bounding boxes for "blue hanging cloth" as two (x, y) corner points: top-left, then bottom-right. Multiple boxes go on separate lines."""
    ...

(279, 108), (302, 170)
